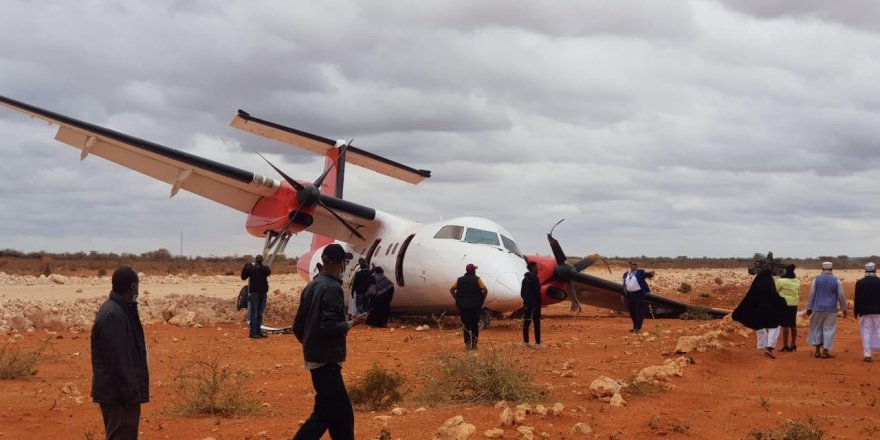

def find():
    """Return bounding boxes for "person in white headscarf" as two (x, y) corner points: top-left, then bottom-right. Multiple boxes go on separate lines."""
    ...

(806, 262), (847, 358)
(854, 262), (880, 362)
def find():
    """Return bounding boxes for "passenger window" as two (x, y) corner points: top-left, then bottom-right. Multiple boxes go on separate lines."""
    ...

(434, 225), (464, 240)
(391, 243), (399, 255)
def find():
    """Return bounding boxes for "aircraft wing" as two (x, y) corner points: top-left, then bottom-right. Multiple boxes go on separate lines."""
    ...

(571, 272), (730, 318)
(0, 95), (279, 213)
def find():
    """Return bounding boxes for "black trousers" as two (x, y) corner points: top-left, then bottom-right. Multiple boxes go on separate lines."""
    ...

(99, 403), (141, 440)
(459, 307), (481, 350)
(522, 302), (542, 344)
(626, 290), (646, 331)
(293, 363), (354, 440)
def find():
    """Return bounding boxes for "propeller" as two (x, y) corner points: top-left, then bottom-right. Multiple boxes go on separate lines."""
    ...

(258, 142), (365, 240)
(545, 219), (610, 313)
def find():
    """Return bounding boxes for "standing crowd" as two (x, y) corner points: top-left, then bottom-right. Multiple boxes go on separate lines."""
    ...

(733, 261), (880, 361)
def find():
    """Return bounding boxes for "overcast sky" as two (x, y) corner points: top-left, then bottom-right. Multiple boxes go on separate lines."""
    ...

(2, 0), (880, 259)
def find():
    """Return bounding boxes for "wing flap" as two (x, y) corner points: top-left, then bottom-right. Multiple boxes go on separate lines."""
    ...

(54, 126), (266, 213)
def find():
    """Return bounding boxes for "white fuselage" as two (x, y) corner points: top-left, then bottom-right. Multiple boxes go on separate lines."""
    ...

(305, 213), (527, 315)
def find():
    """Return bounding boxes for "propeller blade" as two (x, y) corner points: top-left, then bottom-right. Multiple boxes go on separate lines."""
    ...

(318, 200), (365, 240)
(258, 153), (305, 191)
(547, 234), (567, 265)
(573, 254), (610, 273)
(567, 280), (581, 314)
(313, 142), (350, 188)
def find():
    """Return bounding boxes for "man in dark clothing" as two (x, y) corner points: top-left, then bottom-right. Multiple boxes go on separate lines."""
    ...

(292, 244), (366, 440)
(241, 255), (271, 339)
(450, 263), (488, 350)
(855, 262), (880, 362)
(621, 261), (654, 333)
(91, 267), (148, 440)
(521, 261), (543, 349)
(366, 266), (394, 327)
(350, 258), (374, 314)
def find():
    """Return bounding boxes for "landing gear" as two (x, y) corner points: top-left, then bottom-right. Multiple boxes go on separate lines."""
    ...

(262, 230), (293, 267)
(478, 308), (497, 330)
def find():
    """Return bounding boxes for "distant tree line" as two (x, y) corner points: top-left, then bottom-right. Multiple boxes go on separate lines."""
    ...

(0, 248), (294, 264)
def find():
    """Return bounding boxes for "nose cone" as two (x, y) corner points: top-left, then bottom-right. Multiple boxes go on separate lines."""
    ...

(489, 271), (522, 310)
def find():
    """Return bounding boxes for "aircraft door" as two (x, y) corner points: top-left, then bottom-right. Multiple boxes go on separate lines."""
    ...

(394, 234), (415, 287)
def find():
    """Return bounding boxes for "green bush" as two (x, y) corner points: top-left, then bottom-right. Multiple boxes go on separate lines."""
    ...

(348, 363), (405, 410)
(417, 348), (545, 404)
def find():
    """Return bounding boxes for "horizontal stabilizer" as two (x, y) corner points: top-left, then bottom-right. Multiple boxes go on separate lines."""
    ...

(231, 110), (431, 185)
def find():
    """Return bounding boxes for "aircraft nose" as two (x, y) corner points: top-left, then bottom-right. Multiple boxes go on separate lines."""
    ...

(491, 271), (521, 305)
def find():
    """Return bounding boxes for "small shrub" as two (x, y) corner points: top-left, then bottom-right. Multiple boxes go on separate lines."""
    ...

(224, 270), (235, 276)
(672, 423), (689, 434)
(0, 341), (46, 379)
(757, 396), (769, 410)
(418, 348), (545, 404)
(677, 282), (692, 294)
(378, 427), (392, 440)
(348, 363), (405, 410)
(42, 264), (52, 277)
(680, 307), (713, 320)
(746, 418), (824, 440)
(623, 376), (667, 396)
(170, 351), (260, 417)
(713, 277), (723, 285)
(97, 268), (107, 277)
(699, 292), (711, 298)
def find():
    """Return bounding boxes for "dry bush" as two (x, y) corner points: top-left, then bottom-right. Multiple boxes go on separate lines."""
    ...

(623, 376), (667, 396)
(0, 340), (47, 379)
(170, 351), (260, 417)
(348, 363), (406, 410)
(417, 347), (545, 404)
(679, 307), (713, 320)
(746, 418), (824, 440)
(677, 282), (692, 294)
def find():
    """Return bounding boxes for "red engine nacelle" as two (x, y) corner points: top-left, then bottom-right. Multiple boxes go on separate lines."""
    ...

(245, 182), (315, 237)
(525, 254), (569, 306)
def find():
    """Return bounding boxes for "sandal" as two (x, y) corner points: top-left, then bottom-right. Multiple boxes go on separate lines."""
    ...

(814, 351), (821, 358)
(780, 346), (791, 352)
(765, 348), (776, 359)
(790, 345), (797, 352)
(865, 357), (872, 362)
(821, 351), (834, 359)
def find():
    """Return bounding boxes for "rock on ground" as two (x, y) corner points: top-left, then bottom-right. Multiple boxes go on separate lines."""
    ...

(434, 416), (476, 440)
(589, 375), (622, 397)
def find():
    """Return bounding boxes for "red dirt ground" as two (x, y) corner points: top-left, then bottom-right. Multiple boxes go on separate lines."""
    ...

(1, 277), (878, 439)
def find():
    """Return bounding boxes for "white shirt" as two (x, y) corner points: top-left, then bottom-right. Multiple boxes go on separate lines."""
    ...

(625, 271), (641, 292)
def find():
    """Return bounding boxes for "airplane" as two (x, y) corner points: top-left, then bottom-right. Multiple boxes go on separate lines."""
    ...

(0, 95), (728, 328)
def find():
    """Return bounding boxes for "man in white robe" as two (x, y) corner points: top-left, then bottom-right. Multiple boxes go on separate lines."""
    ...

(854, 262), (880, 362)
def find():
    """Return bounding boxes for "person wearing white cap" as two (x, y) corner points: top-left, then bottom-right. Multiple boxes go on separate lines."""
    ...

(806, 261), (848, 358)
(854, 262), (880, 362)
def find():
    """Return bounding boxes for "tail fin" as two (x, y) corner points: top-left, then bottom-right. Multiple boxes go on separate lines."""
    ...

(310, 147), (344, 251)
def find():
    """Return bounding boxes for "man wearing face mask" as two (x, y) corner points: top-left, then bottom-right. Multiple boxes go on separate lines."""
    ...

(242, 255), (272, 339)
(91, 266), (149, 440)
(293, 244), (367, 440)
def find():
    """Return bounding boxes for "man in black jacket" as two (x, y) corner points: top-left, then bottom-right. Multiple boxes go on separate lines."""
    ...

(242, 255), (271, 339)
(91, 266), (148, 440)
(521, 261), (543, 349)
(855, 262), (880, 362)
(350, 258), (374, 314)
(292, 244), (366, 440)
(450, 263), (488, 350)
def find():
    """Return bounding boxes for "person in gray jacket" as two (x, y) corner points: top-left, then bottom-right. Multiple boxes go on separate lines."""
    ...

(806, 261), (848, 358)
(91, 267), (148, 440)
(292, 244), (366, 440)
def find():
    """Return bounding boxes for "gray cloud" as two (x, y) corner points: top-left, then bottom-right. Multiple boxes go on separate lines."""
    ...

(2, 0), (880, 258)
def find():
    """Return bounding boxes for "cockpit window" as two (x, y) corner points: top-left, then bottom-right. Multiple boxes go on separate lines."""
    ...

(464, 228), (500, 246)
(434, 225), (464, 240)
(501, 235), (522, 256)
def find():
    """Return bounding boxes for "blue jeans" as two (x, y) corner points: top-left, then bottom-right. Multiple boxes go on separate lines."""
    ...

(248, 290), (267, 336)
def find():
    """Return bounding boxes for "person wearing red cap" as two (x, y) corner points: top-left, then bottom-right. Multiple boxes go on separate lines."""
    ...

(450, 263), (488, 350)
